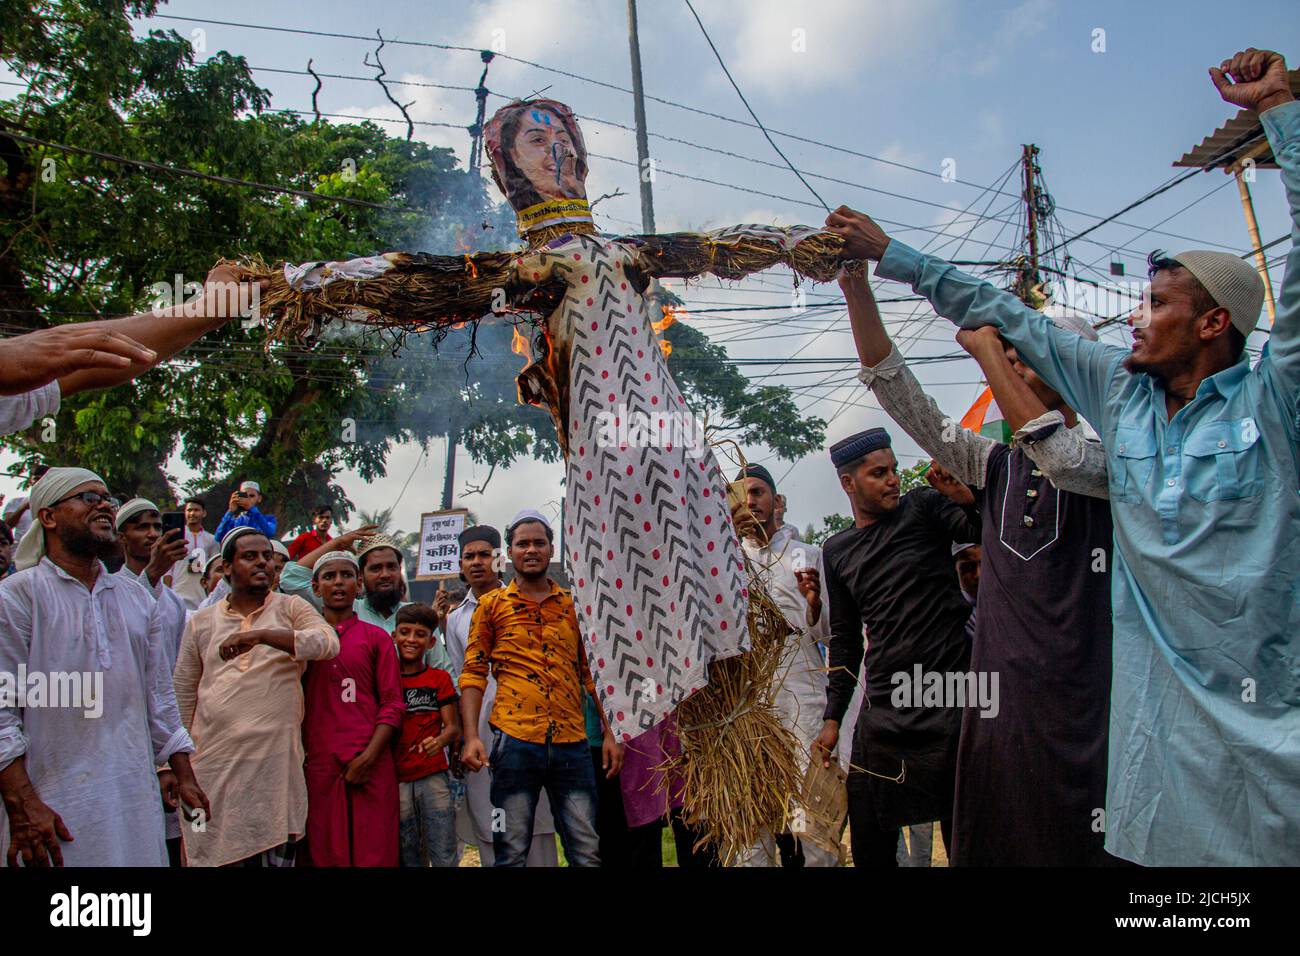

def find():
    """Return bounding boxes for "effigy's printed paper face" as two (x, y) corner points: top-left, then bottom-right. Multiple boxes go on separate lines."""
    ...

(485, 98), (593, 236)
(509, 108), (586, 203)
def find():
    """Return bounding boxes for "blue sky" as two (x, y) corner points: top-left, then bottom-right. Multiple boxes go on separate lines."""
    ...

(4, 0), (1298, 541)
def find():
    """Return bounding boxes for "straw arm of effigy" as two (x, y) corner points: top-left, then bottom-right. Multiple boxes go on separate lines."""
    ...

(626, 228), (846, 284)
(242, 250), (567, 344)
(238, 226), (848, 344)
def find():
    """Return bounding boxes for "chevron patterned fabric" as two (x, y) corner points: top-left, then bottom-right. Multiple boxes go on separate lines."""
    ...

(517, 235), (752, 742)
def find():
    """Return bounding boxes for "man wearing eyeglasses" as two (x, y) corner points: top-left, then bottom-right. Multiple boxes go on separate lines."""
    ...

(0, 468), (208, 866)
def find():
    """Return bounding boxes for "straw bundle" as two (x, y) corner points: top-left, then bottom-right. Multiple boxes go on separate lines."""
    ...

(237, 229), (847, 346)
(654, 475), (804, 864)
(635, 230), (846, 284)
(235, 251), (564, 346)
(661, 557), (801, 864)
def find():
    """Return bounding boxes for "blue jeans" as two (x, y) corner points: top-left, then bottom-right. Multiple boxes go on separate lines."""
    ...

(488, 730), (600, 867)
(398, 771), (457, 867)
(897, 822), (934, 867)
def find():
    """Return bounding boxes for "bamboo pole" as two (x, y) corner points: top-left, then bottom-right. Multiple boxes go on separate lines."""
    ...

(1233, 166), (1278, 325)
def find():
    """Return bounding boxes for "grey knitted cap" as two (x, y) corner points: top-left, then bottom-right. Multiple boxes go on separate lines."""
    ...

(1172, 250), (1265, 336)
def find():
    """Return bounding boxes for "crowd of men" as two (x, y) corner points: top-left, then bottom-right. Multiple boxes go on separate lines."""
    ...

(0, 47), (1296, 867)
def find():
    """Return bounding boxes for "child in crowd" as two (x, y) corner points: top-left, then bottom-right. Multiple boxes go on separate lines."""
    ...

(394, 603), (461, 867)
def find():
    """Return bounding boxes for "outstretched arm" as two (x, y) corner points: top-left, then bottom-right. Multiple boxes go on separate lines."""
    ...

(825, 206), (1126, 432)
(0, 263), (266, 436)
(955, 326), (1050, 434)
(842, 270), (997, 488)
(56, 262), (267, 396)
(1217, 51), (1300, 432)
(0, 327), (153, 397)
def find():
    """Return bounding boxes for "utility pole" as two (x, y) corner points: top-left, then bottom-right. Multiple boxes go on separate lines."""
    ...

(626, 0), (656, 233)
(440, 424), (458, 511)
(1018, 143), (1043, 306)
(448, 53), (499, 514)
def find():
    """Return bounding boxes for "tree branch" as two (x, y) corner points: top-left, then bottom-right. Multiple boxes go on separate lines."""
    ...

(363, 30), (415, 141)
(461, 460), (497, 497)
(306, 59), (323, 124)
(588, 188), (626, 210)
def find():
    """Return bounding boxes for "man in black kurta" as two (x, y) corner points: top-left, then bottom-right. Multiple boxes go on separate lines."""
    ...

(815, 428), (980, 867)
(827, 256), (1118, 866)
(949, 436), (1115, 866)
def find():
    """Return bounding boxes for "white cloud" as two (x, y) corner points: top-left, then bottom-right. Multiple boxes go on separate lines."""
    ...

(692, 0), (952, 98)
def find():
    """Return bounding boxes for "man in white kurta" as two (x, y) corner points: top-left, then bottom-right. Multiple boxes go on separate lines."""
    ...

(113, 499), (191, 668)
(442, 524), (558, 867)
(170, 500), (219, 611)
(733, 465), (837, 867)
(112, 498), (195, 855)
(0, 468), (202, 866)
(174, 527), (337, 867)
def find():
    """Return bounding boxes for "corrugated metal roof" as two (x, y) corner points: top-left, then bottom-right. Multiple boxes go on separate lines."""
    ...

(1174, 70), (1300, 169)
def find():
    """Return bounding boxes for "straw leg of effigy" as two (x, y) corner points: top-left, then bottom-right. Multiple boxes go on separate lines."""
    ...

(657, 558), (802, 865)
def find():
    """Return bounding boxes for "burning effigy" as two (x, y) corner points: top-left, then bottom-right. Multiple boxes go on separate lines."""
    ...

(237, 98), (848, 860)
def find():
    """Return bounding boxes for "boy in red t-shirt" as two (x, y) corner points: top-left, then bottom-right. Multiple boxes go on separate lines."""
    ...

(394, 604), (461, 867)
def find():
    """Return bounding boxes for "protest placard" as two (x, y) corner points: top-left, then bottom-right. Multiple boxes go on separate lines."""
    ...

(415, 509), (468, 580)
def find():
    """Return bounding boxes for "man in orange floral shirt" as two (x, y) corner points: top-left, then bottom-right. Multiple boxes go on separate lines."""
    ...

(459, 509), (621, 867)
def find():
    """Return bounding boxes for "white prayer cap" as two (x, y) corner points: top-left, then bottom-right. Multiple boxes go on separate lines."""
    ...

(506, 508), (552, 543)
(220, 524), (269, 560)
(951, 542), (978, 558)
(203, 552), (224, 575)
(114, 497), (160, 531)
(312, 550), (359, 580)
(271, 539), (290, 559)
(1043, 305), (1100, 342)
(239, 480), (261, 494)
(13, 467), (108, 572)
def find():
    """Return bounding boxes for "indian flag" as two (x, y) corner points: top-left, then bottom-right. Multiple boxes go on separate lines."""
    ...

(960, 387), (1012, 443)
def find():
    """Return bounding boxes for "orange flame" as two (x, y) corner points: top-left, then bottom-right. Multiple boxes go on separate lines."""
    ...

(652, 303), (683, 360)
(654, 303), (684, 333)
(463, 253), (478, 279)
(543, 325), (560, 383)
(511, 324), (530, 369)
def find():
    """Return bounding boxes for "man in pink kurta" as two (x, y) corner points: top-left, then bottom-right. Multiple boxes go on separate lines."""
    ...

(304, 551), (404, 866)
(173, 528), (338, 867)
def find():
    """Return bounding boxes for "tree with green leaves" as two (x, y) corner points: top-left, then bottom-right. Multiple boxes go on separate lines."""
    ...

(807, 513), (853, 546)
(1, 0), (828, 535)
(1, 0), (525, 527)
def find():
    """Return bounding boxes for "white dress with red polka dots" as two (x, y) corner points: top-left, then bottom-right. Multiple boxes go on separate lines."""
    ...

(517, 235), (750, 741)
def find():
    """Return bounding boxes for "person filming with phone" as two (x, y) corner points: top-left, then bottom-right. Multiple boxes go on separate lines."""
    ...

(215, 480), (277, 543)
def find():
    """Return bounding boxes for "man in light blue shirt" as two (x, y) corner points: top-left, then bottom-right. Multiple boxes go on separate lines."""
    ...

(825, 47), (1299, 866)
